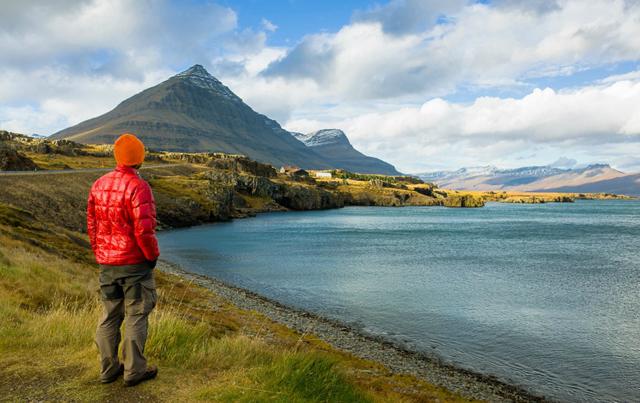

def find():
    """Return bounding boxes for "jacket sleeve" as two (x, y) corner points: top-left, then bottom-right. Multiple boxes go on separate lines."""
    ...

(130, 180), (160, 262)
(87, 189), (97, 252)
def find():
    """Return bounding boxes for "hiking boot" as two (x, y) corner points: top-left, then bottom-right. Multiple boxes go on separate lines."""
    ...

(123, 365), (158, 387)
(101, 364), (124, 384)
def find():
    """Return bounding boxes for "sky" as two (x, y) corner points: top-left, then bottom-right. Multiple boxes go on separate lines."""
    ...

(1, 0), (640, 173)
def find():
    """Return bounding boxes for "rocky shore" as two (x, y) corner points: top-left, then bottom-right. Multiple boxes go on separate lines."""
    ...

(159, 260), (549, 403)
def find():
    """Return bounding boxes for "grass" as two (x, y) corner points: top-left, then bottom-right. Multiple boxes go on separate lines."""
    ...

(0, 235), (367, 402)
(329, 179), (442, 207)
(25, 152), (116, 170)
(148, 175), (215, 207)
(0, 202), (471, 402)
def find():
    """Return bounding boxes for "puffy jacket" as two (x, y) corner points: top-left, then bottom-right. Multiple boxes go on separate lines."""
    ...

(87, 165), (160, 266)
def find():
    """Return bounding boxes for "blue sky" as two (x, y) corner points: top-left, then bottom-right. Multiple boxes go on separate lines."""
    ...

(1, 0), (640, 172)
(224, 0), (640, 102)
(219, 0), (373, 45)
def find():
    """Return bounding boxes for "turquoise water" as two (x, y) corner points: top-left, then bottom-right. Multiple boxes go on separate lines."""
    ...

(157, 200), (640, 401)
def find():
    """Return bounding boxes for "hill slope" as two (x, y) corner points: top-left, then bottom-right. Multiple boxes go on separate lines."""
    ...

(541, 173), (640, 196)
(293, 129), (400, 175)
(51, 65), (331, 169)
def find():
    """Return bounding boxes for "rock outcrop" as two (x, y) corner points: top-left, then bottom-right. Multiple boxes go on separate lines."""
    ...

(442, 194), (485, 208)
(0, 146), (39, 171)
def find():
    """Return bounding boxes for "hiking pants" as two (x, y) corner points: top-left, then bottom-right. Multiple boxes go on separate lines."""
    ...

(95, 263), (157, 382)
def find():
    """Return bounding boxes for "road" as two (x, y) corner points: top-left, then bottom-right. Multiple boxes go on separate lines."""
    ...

(0, 163), (190, 176)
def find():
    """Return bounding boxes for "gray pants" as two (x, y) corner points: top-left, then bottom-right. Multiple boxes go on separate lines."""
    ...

(95, 263), (157, 382)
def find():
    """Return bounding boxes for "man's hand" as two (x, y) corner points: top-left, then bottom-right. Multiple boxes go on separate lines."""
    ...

(148, 259), (157, 269)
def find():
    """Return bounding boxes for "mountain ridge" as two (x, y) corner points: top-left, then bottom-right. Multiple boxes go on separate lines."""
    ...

(416, 163), (639, 195)
(51, 65), (398, 174)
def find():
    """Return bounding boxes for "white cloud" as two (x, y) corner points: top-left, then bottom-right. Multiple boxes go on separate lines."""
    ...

(264, 0), (640, 101)
(0, 0), (263, 134)
(0, 66), (171, 134)
(599, 69), (640, 84)
(0, 105), (67, 135)
(353, 0), (466, 35)
(285, 79), (640, 172)
(0, 0), (238, 74)
(261, 18), (278, 32)
(550, 157), (578, 168)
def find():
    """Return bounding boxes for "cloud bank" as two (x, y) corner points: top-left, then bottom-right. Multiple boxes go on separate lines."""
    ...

(1, 0), (640, 171)
(286, 75), (640, 172)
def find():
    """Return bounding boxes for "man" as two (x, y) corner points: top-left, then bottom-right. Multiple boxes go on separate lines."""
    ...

(87, 133), (160, 386)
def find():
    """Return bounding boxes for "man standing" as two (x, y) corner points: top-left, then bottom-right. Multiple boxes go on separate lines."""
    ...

(87, 133), (160, 386)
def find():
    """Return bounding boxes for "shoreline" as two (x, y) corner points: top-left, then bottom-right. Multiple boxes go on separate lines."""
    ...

(159, 260), (549, 403)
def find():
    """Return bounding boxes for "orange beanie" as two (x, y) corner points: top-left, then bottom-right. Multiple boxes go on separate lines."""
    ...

(114, 133), (145, 166)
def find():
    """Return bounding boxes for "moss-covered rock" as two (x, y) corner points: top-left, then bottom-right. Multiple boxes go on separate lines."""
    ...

(276, 184), (344, 210)
(0, 146), (39, 171)
(443, 194), (485, 208)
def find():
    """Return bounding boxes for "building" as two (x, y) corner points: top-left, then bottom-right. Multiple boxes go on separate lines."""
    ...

(279, 165), (309, 177)
(314, 171), (332, 178)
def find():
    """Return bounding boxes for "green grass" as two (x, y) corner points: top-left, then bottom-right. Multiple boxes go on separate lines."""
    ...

(201, 353), (368, 402)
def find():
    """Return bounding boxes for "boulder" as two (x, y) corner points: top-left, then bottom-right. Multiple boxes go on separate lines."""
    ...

(0, 146), (39, 171)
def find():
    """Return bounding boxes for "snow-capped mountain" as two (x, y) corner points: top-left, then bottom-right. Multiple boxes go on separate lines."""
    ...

(174, 65), (243, 103)
(293, 129), (352, 147)
(292, 129), (400, 175)
(419, 166), (499, 182)
(416, 163), (628, 192)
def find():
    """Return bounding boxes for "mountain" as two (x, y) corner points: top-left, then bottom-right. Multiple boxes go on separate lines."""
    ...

(540, 173), (640, 196)
(51, 65), (334, 168)
(50, 65), (401, 174)
(292, 129), (400, 175)
(419, 166), (499, 185)
(416, 163), (635, 194)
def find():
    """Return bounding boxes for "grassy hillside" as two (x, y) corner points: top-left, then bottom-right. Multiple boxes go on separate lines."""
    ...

(0, 203), (472, 402)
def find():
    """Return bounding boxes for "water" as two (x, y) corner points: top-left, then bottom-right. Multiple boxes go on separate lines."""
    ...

(157, 200), (640, 402)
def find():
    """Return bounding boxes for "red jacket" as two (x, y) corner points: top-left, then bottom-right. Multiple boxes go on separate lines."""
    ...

(87, 165), (160, 266)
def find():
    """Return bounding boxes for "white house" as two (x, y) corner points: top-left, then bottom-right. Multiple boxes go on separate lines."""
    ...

(315, 172), (332, 178)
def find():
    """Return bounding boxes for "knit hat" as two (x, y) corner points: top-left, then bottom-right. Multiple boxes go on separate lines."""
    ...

(114, 133), (145, 166)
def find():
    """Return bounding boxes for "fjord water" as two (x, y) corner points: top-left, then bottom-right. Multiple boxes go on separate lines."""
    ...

(157, 201), (640, 401)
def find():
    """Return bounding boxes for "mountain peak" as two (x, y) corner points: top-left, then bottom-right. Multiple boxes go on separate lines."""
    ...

(177, 64), (209, 76)
(174, 64), (241, 102)
(295, 129), (351, 147)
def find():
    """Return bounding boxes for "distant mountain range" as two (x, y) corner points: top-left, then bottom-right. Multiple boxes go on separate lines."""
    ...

(417, 164), (640, 196)
(51, 64), (399, 174)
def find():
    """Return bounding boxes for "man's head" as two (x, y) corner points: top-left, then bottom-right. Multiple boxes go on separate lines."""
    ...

(114, 133), (145, 167)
